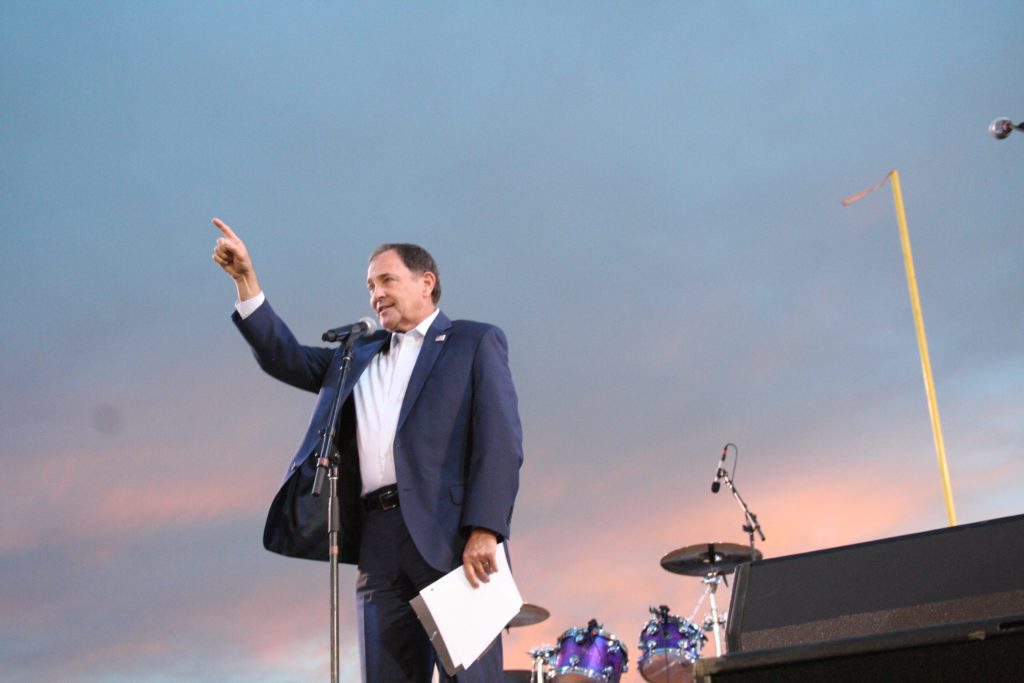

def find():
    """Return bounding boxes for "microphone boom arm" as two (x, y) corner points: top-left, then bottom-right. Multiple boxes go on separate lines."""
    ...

(719, 469), (766, 559)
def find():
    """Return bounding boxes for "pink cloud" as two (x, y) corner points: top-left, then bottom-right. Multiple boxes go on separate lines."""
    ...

(0, 440), (271, 555)
(91, 477), (266, 533)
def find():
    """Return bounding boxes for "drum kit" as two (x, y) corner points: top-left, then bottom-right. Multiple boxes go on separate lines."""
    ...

(504, 444), (766, 682)
(503, 542), (762, 683)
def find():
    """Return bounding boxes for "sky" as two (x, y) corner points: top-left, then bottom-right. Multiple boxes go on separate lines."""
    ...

(2, 2), (1022, 681)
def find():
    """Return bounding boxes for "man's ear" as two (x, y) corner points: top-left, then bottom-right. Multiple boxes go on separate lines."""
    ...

(421, 271), (437, 297)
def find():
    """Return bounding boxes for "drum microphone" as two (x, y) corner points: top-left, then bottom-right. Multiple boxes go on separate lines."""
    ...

(322, 317), (378, 342)
(711, 445), (728, 493)
(989, 117), (1024, 140)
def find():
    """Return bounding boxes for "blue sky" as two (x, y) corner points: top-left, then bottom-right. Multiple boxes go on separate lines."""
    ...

(2, 2), (1022, 681)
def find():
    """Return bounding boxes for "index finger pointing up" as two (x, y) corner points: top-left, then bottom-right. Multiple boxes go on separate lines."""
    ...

(212, 217), (237, 239)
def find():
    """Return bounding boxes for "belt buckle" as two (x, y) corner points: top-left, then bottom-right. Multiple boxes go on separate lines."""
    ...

(378, 488), (398, 511)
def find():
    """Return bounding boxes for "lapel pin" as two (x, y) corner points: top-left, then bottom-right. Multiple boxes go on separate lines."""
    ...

(435, 334), (447, 343)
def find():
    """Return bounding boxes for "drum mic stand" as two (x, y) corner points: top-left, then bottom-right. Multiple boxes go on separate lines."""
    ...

(310, 337), (358, 683)
(718, 470), (765, 560)
(700, 472), (765, 656)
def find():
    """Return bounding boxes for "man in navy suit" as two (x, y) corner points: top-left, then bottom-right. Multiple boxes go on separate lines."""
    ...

(212, 218), (523, 682)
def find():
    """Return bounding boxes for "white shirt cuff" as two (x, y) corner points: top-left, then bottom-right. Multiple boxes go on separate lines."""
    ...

(235, 291), (266, 319)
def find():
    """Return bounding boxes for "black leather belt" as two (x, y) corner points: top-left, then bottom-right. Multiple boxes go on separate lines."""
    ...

(362, 484), (400, 512)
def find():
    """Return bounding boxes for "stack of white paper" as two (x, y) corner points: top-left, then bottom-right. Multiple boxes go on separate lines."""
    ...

(410, 546), (523, 675)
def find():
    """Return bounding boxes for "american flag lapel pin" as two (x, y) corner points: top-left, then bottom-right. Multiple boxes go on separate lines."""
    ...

(435, 334), (446, 343)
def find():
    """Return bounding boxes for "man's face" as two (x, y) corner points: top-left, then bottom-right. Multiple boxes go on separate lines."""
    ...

(366, 249), (436, 332)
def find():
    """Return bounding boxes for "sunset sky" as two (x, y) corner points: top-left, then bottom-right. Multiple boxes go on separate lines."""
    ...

(2, 2), (1023, 681)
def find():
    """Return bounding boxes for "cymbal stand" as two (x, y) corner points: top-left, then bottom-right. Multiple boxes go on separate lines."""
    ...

(692, 572), (728, 657)
(527, 646), (553, 683)
(686, 580), (708, 624)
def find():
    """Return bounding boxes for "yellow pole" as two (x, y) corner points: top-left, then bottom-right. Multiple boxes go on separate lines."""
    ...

(889, 170), (957, 526)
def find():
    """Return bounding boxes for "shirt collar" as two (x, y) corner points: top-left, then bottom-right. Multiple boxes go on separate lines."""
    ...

(393, 308), (440, 343)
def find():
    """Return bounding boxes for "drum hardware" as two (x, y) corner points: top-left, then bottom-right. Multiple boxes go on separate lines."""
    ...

(660, 542), (763, 658)
(698, 572), (729, 657)
(637, 604), (706, 683)
(505, 645), (554, 683)
(549, 618), (629, 683)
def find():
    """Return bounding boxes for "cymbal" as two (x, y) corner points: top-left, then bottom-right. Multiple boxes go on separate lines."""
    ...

(660, 542), (762, 576)
(503, 671), (533, 683)
(506, 603), (550, 628)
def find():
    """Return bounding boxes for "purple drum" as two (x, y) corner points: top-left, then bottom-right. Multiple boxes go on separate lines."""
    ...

(637, 606), (705, 683)
(550, 619), (629, 683)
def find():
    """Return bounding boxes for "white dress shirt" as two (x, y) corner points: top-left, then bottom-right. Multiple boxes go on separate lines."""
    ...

(236, 293), (439, 496)
(353, 308), (439, 494)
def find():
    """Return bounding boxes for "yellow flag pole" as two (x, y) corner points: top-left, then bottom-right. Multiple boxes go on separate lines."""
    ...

(842, 170), (957, 526)
(888, 170), (957, 526)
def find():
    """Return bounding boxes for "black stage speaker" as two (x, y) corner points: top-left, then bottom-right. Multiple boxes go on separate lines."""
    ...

(725, 513), (1024, 652)
(696, 616), (1024, 682)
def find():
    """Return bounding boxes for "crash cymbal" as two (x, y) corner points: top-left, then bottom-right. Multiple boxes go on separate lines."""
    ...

(660, 542), (762, 576)
(503, 671), (533, 683)
(507, 603), (550, 628)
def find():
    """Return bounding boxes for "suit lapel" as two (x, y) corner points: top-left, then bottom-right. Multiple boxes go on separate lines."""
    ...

(397, 311), (451, 433)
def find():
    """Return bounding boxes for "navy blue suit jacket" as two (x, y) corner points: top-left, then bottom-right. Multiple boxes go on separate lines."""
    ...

(234, 301), (523, 571)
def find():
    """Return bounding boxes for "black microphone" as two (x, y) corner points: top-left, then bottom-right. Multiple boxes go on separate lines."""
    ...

(711, 445), (728, 493)
(989, 117), (1023, 140)
(322, 316), (378, 342)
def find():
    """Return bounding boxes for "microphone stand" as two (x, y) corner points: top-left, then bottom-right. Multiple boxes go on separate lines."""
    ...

(311, 337), (358, 683)
(718, 470), (765, 559)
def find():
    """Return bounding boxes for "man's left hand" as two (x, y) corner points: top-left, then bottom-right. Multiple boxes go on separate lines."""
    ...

(462, 528), (499, 588)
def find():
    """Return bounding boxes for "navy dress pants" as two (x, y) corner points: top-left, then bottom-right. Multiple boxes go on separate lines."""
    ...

(356, 507), (504, 682)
